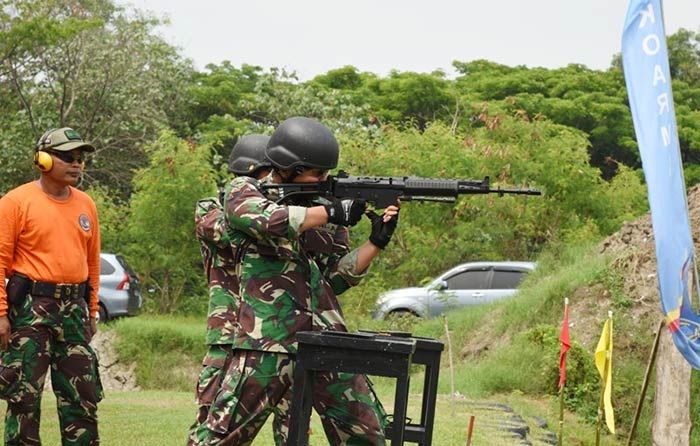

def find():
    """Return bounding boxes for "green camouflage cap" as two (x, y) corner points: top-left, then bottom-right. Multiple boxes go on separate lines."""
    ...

(36, 127), (95, 152)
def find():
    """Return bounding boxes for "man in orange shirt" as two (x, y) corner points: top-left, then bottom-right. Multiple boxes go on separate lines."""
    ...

(0, 128), (102, 445)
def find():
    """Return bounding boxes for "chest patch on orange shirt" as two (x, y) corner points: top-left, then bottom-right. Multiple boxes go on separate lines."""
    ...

(79, 214), (91, 232)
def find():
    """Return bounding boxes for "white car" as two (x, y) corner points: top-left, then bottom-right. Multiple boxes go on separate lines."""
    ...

(373, 261), (536, 319)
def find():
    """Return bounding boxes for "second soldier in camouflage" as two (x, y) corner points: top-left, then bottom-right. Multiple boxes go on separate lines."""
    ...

(187, 135), (272, 446)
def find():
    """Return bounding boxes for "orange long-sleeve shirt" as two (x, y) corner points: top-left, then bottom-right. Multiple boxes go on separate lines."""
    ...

(0, 181), (101, 317)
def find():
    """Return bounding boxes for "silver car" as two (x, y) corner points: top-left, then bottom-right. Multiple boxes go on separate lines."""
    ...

(99, 253), (143, 321)
(373, 261), (536, 320)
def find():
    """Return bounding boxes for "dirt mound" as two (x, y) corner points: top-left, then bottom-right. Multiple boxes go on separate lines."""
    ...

(600, 184), (700, 302)
(91, 329), (140, 391)
(593, 185), (700, 348)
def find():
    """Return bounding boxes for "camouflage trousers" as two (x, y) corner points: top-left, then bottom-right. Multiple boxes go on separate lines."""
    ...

(195, 350), (387, 446)
(0, 293), (103, 446)
(187, 345), (231, 446)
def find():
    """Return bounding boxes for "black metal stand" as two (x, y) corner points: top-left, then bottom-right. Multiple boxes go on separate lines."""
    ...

(362, 331), (444, 446)
(288, 331), (415, 446)
(288, 330), (443, 446)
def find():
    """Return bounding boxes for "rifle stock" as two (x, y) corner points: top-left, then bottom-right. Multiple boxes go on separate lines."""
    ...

(263, 171), (541, 208)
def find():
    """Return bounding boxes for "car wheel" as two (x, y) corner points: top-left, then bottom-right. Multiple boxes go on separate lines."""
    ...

(98, 304), (108, 323)
(387, 309), (419, 318)
(385, 309), (420, 329)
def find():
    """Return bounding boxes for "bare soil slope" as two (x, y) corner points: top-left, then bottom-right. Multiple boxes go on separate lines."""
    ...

(591, 185), (700, 349)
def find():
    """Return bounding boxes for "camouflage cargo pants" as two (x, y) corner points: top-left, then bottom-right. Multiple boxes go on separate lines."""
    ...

(196, 350), (387, 446)
(0, 292), (103, 446)
(187, 345), (231, 446)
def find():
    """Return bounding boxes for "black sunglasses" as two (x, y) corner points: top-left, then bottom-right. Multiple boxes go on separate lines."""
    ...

(47, 150), (86, 164)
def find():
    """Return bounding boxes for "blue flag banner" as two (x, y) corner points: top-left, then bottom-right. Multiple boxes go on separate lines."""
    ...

(622, 0), (700, 368)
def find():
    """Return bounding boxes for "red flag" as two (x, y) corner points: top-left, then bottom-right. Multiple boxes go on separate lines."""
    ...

(558, 301), (571, 388)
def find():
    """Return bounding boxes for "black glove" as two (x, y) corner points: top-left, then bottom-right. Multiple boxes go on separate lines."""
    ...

(324, 198), (367, 227)
(367, 209), (398, 249)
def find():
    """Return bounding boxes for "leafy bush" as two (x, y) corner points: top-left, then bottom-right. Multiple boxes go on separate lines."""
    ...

(87, 184), (130, 254)
(524, 325), (599, 418)
(335, 115), (647, 323)
(125, 131), (216, 314)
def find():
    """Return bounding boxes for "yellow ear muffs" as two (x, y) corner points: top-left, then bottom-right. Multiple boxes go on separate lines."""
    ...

(34, 128), (60, 172)
(34, 151), (54, 172)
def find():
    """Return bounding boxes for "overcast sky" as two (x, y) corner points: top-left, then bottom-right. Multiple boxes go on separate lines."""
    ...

(122, 0), (700, 80)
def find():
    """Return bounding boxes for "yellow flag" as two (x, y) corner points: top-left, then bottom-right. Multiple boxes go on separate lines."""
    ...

(594, 317), (615, 434)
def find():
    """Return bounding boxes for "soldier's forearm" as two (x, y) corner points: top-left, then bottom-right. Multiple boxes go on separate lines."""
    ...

(355, 241), (381, 274)
(299, 206), (329, 232)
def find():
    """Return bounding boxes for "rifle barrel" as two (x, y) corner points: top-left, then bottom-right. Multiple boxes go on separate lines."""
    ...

(491, 187), (542, 196)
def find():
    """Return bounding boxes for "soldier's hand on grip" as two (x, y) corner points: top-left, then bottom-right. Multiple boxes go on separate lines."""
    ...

(367, 206), (399, 249)
(324, 198), (367, 227)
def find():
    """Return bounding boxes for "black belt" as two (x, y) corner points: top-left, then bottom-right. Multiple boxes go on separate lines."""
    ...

(32, 281), (88, 300)
(13, 273), (88, 300)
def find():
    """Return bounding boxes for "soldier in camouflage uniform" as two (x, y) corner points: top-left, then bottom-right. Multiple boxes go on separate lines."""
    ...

(187, 135), (272, 446)
(199, 117), (399, 446)
(0, 128), (103, 446)
(188, 133), (381, 445)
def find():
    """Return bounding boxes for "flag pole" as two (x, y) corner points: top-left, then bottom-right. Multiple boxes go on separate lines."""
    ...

(596, 367), (604, 446)
(596, 311), (613, 446)
(626, 319), (664, 446)
(558, 382), (565, 446)
(465, 415), (475, 446)
(558, 297), (569, 446)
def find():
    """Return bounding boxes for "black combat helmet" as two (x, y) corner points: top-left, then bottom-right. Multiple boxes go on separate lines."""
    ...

(265, 117), (339, 171)
(228, 134), (272, 175)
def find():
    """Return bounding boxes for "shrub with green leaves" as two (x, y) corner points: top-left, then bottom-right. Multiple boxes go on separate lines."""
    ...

(334, 114), (647, 325)
(524, 325), (599, 417)
(87, 184), (130, 254)
(125, 131), (216, 314)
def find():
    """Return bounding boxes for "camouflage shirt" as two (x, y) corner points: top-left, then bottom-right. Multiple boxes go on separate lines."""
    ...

(224, 175), (367, 353)
(195, 196), (245, 346)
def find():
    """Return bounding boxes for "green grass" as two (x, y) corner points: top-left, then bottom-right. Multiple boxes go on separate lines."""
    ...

(357, 241), (659, 444)
(0, 391), (193, 446)
(0, 389), (618, 446)
(94, 238), (700, 445)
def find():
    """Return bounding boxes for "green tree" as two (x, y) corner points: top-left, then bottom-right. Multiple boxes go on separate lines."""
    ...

(337, 114), (647, 289)
(0, 0), (100, 193)
(453, 61), (637, 177)
(126, 131), (216, 314)
(312, 65), (364, 90)
(453, 29), (700, 181)
(186, 62), (263, 130)
(0, 0), (193, 196)
(667, 28), (700, 86)
(361, 70), (453, 128)
(86, 184), (130, 254)
(186, 64), (370, 131)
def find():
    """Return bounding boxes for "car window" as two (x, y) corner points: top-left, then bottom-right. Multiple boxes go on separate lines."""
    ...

(445, 269), (490, 290)
(491, 270), (526, 289)
(100, 258), (115, 275)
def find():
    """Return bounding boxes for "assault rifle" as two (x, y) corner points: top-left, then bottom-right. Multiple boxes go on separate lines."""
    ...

(262, 171), (541, 207)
